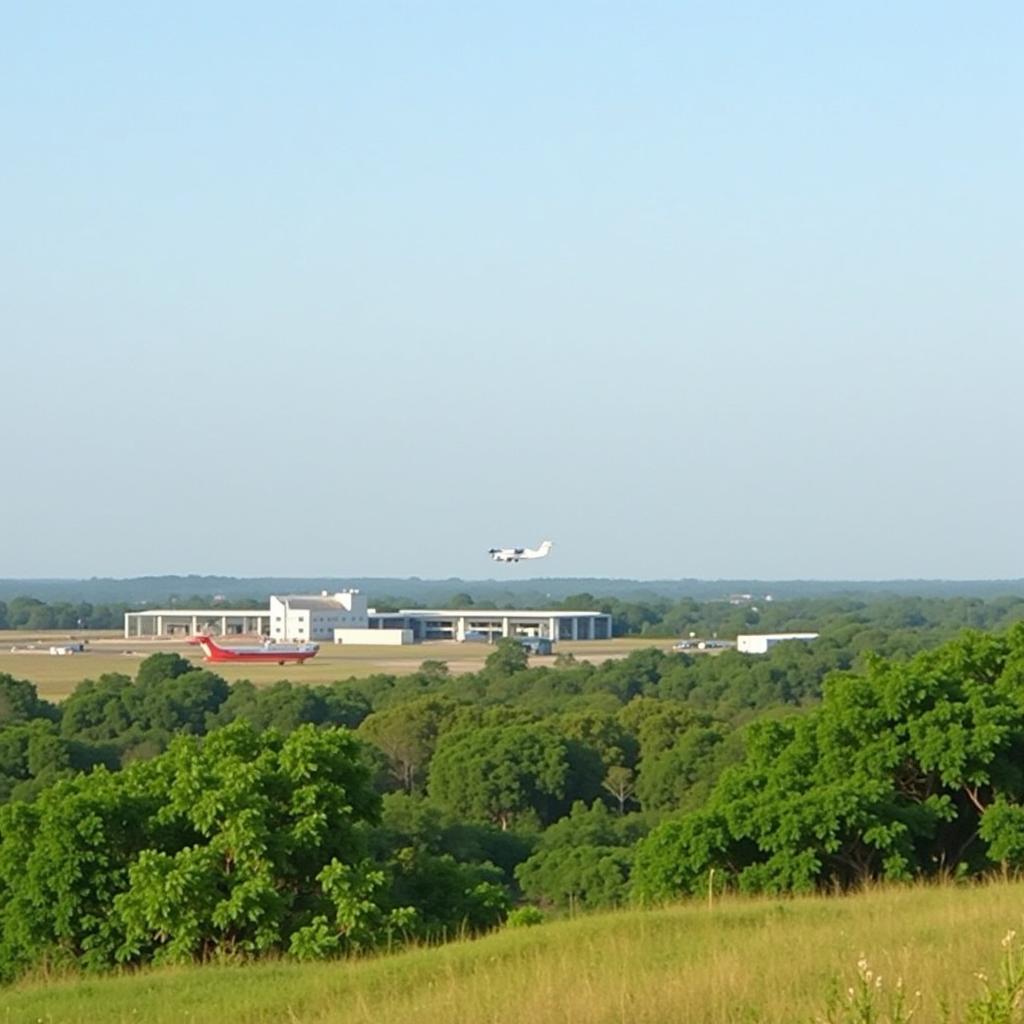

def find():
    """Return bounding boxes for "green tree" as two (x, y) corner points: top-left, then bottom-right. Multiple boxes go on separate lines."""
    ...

(135, 652), (194, 688)
(633, 627), (1024, 900)
(558, 710), (638, 769)
(369, 792), (533, 885)
(0, 764), (163, 977)
(418, 660), (450, 680)
(0, 674), (59, 726)
(359, 697), (460, 794)
(485, 638), (529, 677)
(602, 765), (637, 814)
(129, 668), (229, 736)
(381, 846), (508, 938)
(59, 674), (135, 742)
(25, 605), (56, 630)
(515, 801), (646, 909)
(634, 724), (725, 813)
(209, 681), (372, 734)
(114, 722), (380, 964)
(0, 722), (384, 978)
(0, 721), (80, 802)
(428, 724), (571, 830)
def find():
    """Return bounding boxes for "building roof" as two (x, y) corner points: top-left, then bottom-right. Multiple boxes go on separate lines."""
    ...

(737, 632), (820, 640)
(381, 609), (607, 618)
(124, 609), (266, 617)
(273, 594), (357, 611)
(280, 598), (344, 611)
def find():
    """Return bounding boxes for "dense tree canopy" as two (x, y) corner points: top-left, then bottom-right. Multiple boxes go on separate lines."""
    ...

(428, 724), (574, 830)
(0, 722), (384, 977)
(359, 697), (459, 794)
(633, 626), (1024, 901)
(515, 801), (646, 909)
(1, 599), (1024, 983)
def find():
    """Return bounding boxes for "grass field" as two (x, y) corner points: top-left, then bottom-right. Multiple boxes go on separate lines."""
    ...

(0, 633), (668, 702)
(8, 881), (1024, 1023)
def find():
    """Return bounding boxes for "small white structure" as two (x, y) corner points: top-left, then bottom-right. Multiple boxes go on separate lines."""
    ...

(334, 627), (413, 646)
(736, 632), (820, 654)
(270, 590), (369, 642)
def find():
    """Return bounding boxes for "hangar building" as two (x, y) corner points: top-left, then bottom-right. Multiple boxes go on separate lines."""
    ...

(124, 608), (269, 638)
(368, 608), (612, 643)
(736, 632), (819, 654)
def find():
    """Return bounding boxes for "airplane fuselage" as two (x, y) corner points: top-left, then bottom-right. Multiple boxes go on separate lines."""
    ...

(491, 548), (527, 562)
(489, 540), (553, 563)
(193, 634), (319, 665)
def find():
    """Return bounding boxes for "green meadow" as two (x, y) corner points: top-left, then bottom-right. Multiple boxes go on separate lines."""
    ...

(10, 881), (1024, 1024)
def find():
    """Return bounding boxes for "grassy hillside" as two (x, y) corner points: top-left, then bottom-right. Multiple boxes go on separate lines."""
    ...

(12, 881), (1024, 1024)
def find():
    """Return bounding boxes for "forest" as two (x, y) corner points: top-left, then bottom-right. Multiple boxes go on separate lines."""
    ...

(3, 595), (1024, 982)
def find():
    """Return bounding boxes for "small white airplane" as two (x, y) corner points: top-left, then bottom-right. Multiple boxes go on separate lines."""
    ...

(488, 540), (553, 563)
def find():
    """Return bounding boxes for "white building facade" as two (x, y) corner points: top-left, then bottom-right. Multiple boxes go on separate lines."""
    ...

(269, 591), (370, 641)
(736, 632), (820, 654)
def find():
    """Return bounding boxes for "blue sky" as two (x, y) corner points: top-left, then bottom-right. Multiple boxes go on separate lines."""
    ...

(2, 3), (1021, 580)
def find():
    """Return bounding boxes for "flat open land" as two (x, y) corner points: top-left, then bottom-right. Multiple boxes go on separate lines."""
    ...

(8, 881), (1024, 1024)
(0, 632), (671, 701)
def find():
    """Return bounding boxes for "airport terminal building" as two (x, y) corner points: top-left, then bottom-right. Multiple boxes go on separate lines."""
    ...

(124, 591), (612, 645)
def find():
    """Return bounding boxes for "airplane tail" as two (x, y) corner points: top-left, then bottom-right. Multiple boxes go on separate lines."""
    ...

(536, 540), (553, 556)
(192, 633), (218, 654)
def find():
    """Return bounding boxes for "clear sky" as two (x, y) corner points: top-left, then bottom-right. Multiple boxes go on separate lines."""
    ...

(2, 3), (1021, 580)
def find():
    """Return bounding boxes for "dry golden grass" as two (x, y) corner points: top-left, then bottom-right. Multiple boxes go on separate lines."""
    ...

(9, 881), (1024, 1024)
(0, 635), (665, 701)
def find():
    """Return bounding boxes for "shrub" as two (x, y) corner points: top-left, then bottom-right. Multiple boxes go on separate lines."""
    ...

(506, 906), (545, 928)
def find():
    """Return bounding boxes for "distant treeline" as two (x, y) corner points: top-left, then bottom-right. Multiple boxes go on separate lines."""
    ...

(0, 596), (266, 631)
(6, 593), (1024, 646)
(4, 574), (1024, 605)
(566, 592), (1024, 645)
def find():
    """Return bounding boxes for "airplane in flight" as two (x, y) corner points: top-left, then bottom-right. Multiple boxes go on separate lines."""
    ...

(488, 540), (553, 563)
(190, 634), (320, 665)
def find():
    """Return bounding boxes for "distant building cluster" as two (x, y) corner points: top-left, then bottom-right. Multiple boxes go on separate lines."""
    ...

(123, 590), (612, 646)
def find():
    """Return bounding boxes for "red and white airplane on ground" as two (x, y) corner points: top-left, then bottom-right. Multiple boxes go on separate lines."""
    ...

(191, 634), (320, 665)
